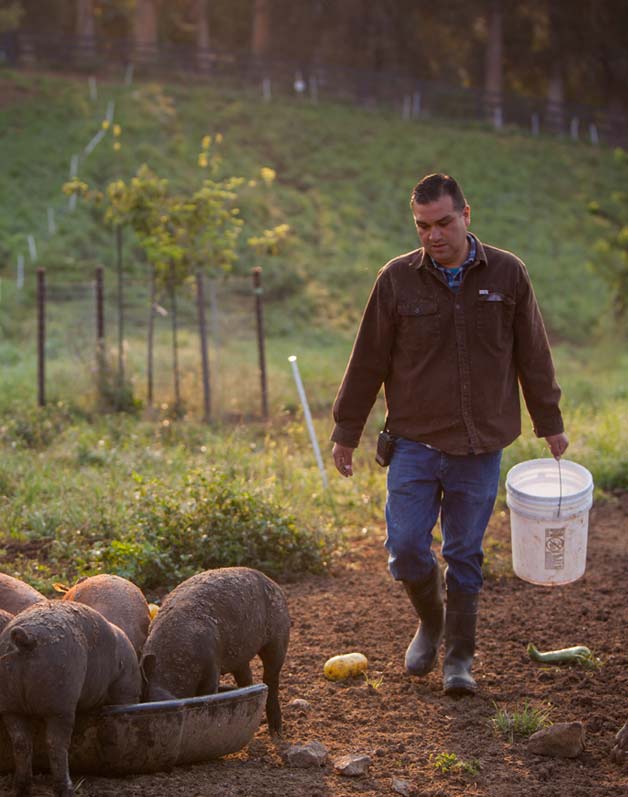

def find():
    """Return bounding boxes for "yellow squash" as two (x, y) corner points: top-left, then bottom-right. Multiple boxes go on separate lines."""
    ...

(323, 652), (368, 681)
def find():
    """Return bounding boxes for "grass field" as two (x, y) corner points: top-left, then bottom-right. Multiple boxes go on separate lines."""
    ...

(0, 68), (626, 592)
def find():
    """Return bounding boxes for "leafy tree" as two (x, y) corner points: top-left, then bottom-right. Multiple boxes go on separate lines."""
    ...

(63, 173), (138, 411)
(0, 2), (24, 33)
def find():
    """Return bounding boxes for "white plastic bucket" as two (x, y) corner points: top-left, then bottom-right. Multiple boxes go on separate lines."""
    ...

(506, 458), (593, 586)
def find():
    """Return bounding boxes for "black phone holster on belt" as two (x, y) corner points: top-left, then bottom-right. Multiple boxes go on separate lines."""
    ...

(375, 430), (397, 467)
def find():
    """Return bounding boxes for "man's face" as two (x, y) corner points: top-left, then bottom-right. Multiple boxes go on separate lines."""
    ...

(412, 194), (471, 267)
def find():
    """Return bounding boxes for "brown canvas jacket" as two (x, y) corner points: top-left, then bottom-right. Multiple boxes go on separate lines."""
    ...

(331, 235), (564, 455)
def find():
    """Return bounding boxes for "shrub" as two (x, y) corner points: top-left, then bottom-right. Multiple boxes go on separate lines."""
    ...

(0, 402), (87, 450)
(97, 468), (335, 589)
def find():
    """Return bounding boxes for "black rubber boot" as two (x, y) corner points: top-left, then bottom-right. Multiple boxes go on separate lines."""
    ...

(402, 566), (445, 676)
(443, 591), (479, 697)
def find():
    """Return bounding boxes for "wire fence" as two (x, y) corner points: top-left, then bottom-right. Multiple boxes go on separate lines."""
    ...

(3, 265), (289, 421)
(2, 31), (626, 147)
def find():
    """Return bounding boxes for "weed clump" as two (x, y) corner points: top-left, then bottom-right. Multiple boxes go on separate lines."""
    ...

(490, 701), (552, 742)
(98, 468), (335, 589)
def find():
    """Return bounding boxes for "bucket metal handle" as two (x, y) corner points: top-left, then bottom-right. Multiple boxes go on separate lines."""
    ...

(557, 458), (562, 519)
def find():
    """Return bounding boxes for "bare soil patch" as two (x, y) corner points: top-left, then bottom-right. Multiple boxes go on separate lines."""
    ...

(1, 500), (626, 796)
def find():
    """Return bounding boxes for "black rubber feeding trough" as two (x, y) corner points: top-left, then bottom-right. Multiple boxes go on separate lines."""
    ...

(0, 684), (268, 776)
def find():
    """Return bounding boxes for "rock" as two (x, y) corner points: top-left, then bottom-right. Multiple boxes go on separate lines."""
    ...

(285, 741), (328, 768)
(391, 777), (413, 796)
(288, 698), (311, 713)
(528, 722), (585, 758)
(333, 753), (371, 777)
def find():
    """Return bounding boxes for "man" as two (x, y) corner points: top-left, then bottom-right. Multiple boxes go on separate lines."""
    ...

(331, 173), (568, 697)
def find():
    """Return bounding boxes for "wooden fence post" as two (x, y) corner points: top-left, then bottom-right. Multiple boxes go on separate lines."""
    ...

(95, 265), (105, 391)
(252, 266), (268, 420)
(115, 224), (125, 389)
(37, 267), (46, 407)
(196, 269), (211, 423)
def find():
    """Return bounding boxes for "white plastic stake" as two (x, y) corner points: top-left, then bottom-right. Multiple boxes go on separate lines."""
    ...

(69, 154), (79, 178)
(47, 207), (57, 235)
(27, 235), (37, 262)
(262, 78), (272, 102)
(294, 71), (306, 94)
(88, 76), (98, 101)
(531, 113), (540, 136)
(125, 63), (134, 86)
(589, 123), (599, 145)
(84, 127), (106, 156)
(412, 91), (421, 118)
(106, 99), (115, 123)
(288, 355), (328, 489)
(68, 154), (79, 211)
(17, 254), (24, 288)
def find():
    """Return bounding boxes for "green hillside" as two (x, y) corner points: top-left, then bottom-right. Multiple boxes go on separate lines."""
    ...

(0, 68), (623, 342)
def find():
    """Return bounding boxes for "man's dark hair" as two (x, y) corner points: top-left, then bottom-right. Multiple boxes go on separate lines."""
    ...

(411, 173), (467, 211)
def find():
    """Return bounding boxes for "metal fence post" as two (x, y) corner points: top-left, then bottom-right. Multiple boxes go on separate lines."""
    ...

(252, 267), (268, 420)
(95, 265), (105, 392)
(196, 269), (211, 423)
(37, 268), (46, 407)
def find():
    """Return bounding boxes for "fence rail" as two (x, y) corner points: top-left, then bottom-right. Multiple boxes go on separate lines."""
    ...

(2, 32), (625, 147)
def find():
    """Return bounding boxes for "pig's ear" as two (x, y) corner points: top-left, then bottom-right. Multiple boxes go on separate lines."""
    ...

(141, 653), (156, 682)
(11, 627), (36, 651)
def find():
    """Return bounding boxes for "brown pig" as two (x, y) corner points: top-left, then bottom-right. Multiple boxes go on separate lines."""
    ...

(140, 566), (290, 735)
(0, 573), (45, 615)
(61, 574), (151, 657)
(0, 600), (141, 797)
(0, 608), (13, 634)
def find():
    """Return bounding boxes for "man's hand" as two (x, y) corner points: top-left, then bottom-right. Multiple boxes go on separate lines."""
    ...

(545, 432), (569, 459)
(332, 443), (354, 477)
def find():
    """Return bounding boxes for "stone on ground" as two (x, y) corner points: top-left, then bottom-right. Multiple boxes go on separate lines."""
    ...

(285, 741), (328, 768)
(528, 722), (585, 758)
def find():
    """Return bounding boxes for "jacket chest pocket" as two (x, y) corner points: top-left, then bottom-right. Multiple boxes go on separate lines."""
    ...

(476, 292), (515, 346)
(396, 300), (440, 351)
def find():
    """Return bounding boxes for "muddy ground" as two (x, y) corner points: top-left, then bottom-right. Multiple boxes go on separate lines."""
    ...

(1, 499), (627, 797)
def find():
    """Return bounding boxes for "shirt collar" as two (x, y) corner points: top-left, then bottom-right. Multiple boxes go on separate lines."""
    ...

(430, 234), (476, 271)
(412, 233), (485, 270)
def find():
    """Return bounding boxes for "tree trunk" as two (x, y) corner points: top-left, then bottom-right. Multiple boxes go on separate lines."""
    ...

(76, 0), (95, 61)
(195, 269), (211, 423)
(169, 266), (182, 415)
(546, 65), (565, 134)
(147, 263), (156, 408)
(545, 0), (565, 134)
(133, 0), (159, 63)
(484, 0), (503, 125)
(252, 0), (271, 58)
(194, 0), (211, 72)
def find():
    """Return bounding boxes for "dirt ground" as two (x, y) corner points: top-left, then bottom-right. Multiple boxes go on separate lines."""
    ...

(1, 498), (627, 797)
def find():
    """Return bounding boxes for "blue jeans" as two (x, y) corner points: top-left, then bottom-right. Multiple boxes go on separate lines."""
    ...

(385, 438), (502, 593)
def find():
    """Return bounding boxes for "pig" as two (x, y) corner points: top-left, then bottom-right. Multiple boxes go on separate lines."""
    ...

(140, 566), (290, 736)
(61, 573), (151, 658)
(0, 600), (141, 797)
(0, 608), (13, 634)
(0, 573), (46, 615)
